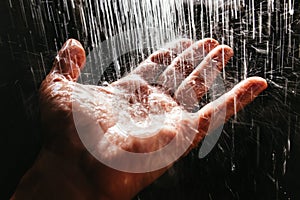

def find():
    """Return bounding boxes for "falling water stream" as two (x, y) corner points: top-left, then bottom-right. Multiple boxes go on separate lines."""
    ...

(2, 0), (300, 199)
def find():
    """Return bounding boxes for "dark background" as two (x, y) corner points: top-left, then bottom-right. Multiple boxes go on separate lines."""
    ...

(0, 0), (299, 199)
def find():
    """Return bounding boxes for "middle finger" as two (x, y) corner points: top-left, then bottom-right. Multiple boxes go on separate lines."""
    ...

(157, 38), (219, 95)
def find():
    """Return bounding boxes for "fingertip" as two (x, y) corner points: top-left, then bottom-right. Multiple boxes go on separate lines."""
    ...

(218, 44), (234, 57)
(241, 76), (268, 95)
(202, 38), (219, 51)
(206, 44), (234, 59)
(203, 44), (233, 71)
(61, 39), (86, 70)
(179, 38), (194, 50)
(246, 76), (268, 89)
(149, 49), (172, 64)
(53, 39), (86, 81)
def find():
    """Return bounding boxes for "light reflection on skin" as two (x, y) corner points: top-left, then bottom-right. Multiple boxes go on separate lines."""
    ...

(11, 38), (267, 200)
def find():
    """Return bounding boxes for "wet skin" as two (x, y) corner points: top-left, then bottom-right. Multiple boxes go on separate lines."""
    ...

(11, 38), (267, 200)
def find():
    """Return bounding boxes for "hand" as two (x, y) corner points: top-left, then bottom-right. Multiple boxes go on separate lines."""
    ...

(12, 38), (267, 200)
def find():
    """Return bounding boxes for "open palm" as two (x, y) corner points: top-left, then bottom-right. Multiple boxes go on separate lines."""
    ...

(12, 38), (267, 200)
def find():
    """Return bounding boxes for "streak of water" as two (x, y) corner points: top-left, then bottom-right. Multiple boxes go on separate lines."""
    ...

(4, 0), (299, 199)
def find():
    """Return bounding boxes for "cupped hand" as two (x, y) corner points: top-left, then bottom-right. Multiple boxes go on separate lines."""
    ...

(12, 38), (267, 200)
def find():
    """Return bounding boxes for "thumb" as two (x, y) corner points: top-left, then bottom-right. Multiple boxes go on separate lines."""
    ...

(52, 39), (86, 81)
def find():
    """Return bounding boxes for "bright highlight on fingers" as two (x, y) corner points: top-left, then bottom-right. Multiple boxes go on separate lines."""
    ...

(194, 77), (268, 143)
(175, 45), (234, 111)
(131, 38), (193, 83)
(222, 76), (268, 115)
(157, 38), (219, 94)
(52, 39), (86, 81)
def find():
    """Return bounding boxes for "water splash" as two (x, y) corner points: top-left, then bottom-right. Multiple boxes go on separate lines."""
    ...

(3, 0), (300, 199)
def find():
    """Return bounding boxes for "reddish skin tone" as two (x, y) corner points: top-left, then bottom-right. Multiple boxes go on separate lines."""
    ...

(11, 39), (267, 200)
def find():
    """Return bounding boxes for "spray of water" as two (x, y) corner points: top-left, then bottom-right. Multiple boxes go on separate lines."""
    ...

(3, 0), (300, 199)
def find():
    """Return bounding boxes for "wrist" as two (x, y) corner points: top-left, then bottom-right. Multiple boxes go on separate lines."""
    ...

(11, 148), (109, 200)
(11, 145), (139, 200)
